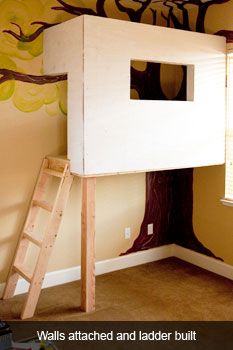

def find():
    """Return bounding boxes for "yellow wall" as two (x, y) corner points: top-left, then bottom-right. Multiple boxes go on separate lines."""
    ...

(193, 1), (233, 265)
(193, 165), (233, 264)
(0, 103), (145, 284)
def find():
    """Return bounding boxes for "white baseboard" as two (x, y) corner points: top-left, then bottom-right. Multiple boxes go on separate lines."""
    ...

(0, 244), (174, 297)
(1, 243), (233, 298)
(175, 245), (233, 281)
(96, 244), (174, 276)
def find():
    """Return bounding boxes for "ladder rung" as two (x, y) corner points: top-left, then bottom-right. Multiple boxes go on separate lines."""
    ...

(23, 231), (42, 247)
(14, 264), (33, 283)
(46, 156), (67, 163)
(43, 168), (64, 178)
(33, 200), (53, 212)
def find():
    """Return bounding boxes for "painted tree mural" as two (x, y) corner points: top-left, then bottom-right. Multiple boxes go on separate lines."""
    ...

(0, 0), (232, 258)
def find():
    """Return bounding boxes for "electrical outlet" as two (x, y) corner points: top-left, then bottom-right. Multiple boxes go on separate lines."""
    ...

(124, 227), (131, 239)
(147, 223), (153, 235)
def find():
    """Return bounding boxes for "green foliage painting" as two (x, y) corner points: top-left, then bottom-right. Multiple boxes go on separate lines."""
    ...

(0, 0), (68, 113)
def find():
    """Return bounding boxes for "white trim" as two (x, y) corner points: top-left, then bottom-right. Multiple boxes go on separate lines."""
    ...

(96, 244), (174, 275)
(221, 198), (233, 207)
(175, 245), (233, 281)
(1, 243), (233, 298)
(0, 244), (174, 297)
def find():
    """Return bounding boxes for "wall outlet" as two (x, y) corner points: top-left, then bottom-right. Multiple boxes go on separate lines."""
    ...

(147, 223), (153, 235)
(124, 227), (131, 239)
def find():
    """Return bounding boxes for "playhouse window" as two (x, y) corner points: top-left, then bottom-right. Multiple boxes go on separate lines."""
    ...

(130, 60), (194, 101)
(223, 52), (233, 204)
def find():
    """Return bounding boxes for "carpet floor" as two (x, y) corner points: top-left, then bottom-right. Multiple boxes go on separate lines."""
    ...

(1, 257), (233, 321)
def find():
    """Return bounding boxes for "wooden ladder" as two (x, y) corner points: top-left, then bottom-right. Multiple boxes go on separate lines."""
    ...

(2, 156), (74, 319)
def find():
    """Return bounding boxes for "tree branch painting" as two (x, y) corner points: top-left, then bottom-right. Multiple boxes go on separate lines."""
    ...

(3, 22), (56, 43)
(52, 0), (107, 17)
(0, 69), (67, 85)
(216, 29), (233, 43)
(115, 0), (153, 22)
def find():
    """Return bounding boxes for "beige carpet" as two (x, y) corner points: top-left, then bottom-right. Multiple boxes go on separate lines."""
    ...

(1, 257), (233, 321)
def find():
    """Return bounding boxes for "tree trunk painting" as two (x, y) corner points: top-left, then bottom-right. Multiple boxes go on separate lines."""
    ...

(123, 171), (174, 254)
(123, 169), (219, 259)
(1, 0), (232, 260)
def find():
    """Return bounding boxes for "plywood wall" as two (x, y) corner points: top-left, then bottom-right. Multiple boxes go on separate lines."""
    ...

(44, 15), (225, 176)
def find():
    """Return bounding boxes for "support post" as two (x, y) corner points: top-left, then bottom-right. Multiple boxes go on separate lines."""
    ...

(81, 177), (96, 312)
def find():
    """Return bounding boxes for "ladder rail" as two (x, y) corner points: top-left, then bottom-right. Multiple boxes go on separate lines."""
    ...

(2, 157), (74, 319)
(21, 170), (74, 319)
(2, 158), (50, 300)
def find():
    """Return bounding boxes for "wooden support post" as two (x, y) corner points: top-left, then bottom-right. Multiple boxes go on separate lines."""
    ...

(81, 177), (96, 312)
